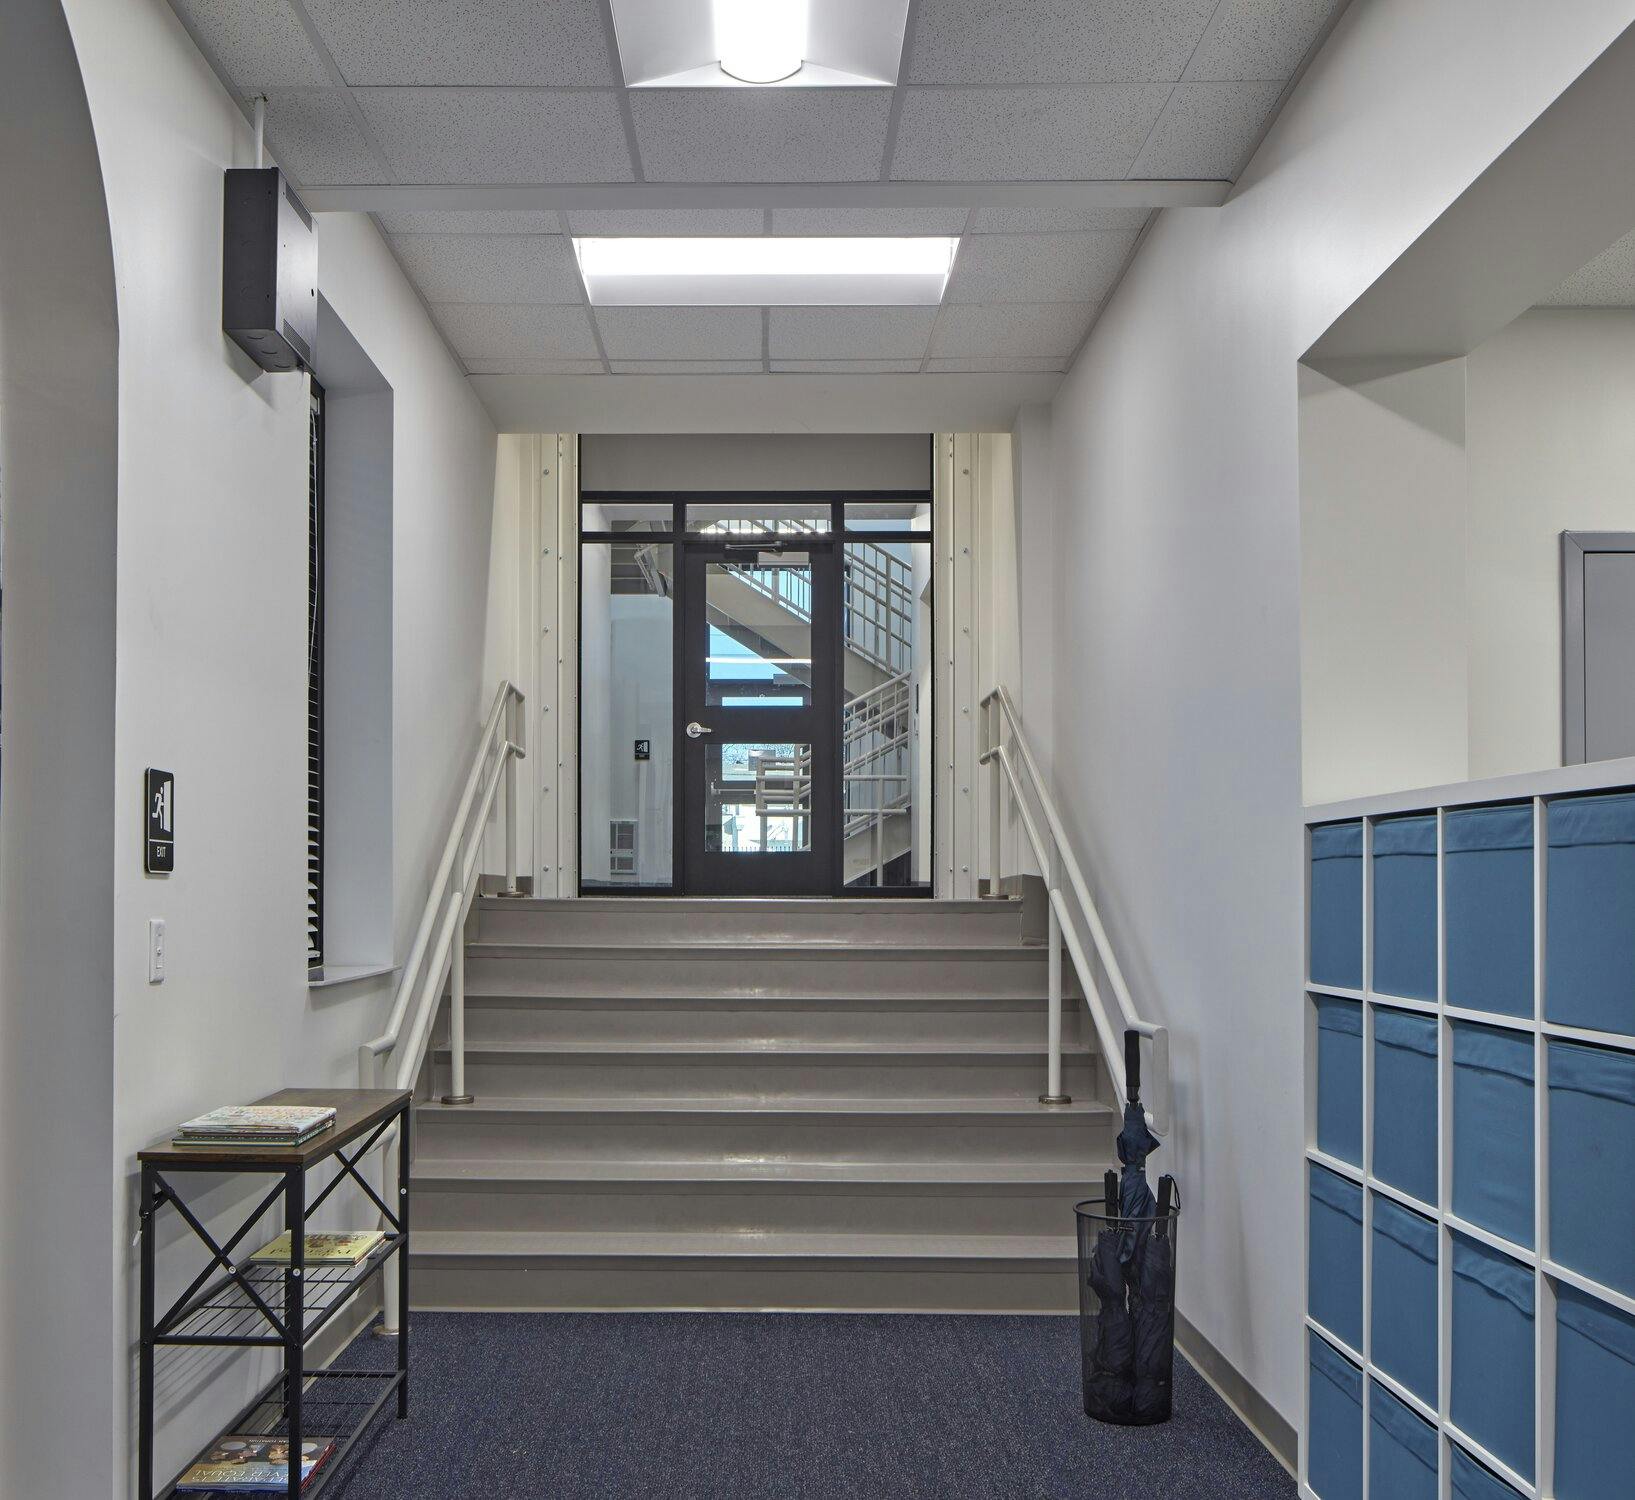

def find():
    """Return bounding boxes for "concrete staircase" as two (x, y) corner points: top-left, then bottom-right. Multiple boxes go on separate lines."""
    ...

(412, 897), (1112, 1312)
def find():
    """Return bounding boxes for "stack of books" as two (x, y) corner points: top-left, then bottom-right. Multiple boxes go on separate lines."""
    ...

(172, 1104), (337, 1149)
(176, 1436), (335, 1493)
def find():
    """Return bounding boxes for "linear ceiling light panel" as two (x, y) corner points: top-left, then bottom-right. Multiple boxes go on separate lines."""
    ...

(609, 0), (911, 88)
(575, 237), (959, 307)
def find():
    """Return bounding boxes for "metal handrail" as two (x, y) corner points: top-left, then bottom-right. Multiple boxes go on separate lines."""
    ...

(979, 686), (1170, 1135)
(357, 679), (526, 1333)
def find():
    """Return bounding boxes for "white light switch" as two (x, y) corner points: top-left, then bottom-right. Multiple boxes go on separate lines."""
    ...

(148, 919), (166, 984)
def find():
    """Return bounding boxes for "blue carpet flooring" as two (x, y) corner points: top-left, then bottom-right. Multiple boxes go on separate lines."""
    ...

(323, 1312), (1293, 1499)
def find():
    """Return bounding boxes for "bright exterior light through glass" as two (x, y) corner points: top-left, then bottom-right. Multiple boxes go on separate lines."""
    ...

(575, 237), (960, 307)
(715, 0), (808, 84)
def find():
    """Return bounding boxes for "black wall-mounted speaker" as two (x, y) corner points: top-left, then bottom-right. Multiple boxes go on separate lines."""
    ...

(222, 167), (317, 373)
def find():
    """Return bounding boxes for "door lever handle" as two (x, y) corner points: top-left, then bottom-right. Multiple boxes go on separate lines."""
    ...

(686, 721), (714, 739)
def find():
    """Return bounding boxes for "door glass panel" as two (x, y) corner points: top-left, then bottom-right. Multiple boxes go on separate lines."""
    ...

(579, 542), (673, 888)
(704, 557), (813, 707)
(706, 744), (813, 853)
(843, 539), (930, 889)
(686, 503), (831, 536)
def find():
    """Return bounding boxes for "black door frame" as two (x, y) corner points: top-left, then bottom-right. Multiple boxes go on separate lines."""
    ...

(677, 537), (841, 896)
(576, 481), (935, 897)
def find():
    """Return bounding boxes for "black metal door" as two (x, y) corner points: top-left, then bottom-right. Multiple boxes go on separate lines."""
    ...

(678, 540), (839, 895)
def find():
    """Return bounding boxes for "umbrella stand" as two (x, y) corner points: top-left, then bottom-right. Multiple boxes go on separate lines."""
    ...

(1075, 1030), (1180, 1426)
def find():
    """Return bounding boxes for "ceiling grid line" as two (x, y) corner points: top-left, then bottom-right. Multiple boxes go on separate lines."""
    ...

(283, 0), (400, 186)
(877, 0), (924, 182)
(1121, 0), (1229, 183)
(919, 205), (972, 374)
(560, 208), (616, 373)
(596, 0), (648, 182)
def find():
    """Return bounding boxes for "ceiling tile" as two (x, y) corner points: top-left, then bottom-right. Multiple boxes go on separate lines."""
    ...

(926, 355), (1068, 372)
(567, 209), (767, 237)
(167, 0), (332, 88)
(907, 0), (1217, 85)
(631, 90), (892, 182)
(302, 0), (616, 86)
(890, 85), (1168, 180)
(1130, 80), (1286, 179)
(390, 234), (584, 303)
(768, 306), (938, 361)
(769, 208), (968, 236)
(594, 306), (764, 360)
(1186, 0), (1347, 82)
(946, 232), (1138, 304)
(609, 361), (766, 374)
(431, 303), (601, 361)
(465, 357), (607, 374)
(356, 88), (634, 183)
(772, 360), (924, 373)
(379, 210), (564, 234)
(930, 302), (1096, 358)
(965, 206), (1151, 234)
(263, 89), (385, 186)
(1538, 228), (1635, 307)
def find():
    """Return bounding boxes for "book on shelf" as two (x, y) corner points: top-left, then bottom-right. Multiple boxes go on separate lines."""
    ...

(249, 1230), (386, 1266)
(173, 1104), (336, 1147)
(175, 1436), (334, 1493)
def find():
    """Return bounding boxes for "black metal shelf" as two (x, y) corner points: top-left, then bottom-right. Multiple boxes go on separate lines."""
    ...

(156, 1234), (404, 1349)
(137, 1089), (412, 1500)
(156, 1368), (402, 1500)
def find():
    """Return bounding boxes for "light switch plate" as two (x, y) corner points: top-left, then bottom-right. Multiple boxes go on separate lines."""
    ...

(148, 919), (165, 984)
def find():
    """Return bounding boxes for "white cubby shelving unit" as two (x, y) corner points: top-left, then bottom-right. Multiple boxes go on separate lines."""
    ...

(1301, 754), (1635, 1500)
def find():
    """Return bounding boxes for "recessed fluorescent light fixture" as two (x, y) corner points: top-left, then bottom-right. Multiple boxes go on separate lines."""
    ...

(575, 237), (959, 307)
(608, 0), (911, 88)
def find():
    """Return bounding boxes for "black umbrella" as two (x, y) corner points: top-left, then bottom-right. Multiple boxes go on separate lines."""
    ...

(1116, 1032), (1175, 1425)
(1084, 1169), (1136, 1423)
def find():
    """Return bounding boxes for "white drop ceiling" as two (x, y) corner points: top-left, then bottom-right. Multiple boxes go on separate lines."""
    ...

(169, 0), (1352, 405)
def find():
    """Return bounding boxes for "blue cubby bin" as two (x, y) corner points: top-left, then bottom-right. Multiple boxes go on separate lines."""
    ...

(1450, 1444), (1525, 1500)
(1309, 1165), (1364, 1352)
(1554, 1284), (1635, 1500)
(1311, 821), (1364, 990)
(1546, 790), (1635, 1037)
(1451, 1234), (1535, 1482)
(1451, 1021), (1534, 1248)
(1370, 1196), (1438, 1406)
(1549, 1040), (1635, 1298)
(1372, 814), (1438, 1001)
(1369, 1385), (1438, 1500)
(1308, 1333), (1363, 1500)
(1444, 804), (1533, 1018)
(1316, 997), (1364, 1167)
(1373, 1008), (1438, 1205)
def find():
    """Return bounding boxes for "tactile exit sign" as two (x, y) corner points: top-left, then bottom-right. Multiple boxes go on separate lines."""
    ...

(145, 768), (174, 874)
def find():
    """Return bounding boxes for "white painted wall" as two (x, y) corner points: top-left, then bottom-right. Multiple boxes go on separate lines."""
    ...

(56, 0), (500, 1491)
(1011, 404), (1058, 784)
(1299, 357), (1470, 805)
(1045, 0), (1635, 1433)
(1465, 307), (1635, 777)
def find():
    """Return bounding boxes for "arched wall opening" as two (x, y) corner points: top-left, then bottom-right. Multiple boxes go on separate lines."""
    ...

(0, 1), (120, 1493)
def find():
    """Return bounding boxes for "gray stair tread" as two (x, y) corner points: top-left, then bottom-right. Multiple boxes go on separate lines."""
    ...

(432, 1039), (1093, 1058)
(418, 1094), (1110, 1117)
(467, 942), (1044, 960)
(411, 1229), (1079, 1260)
(460, 992), (1064, 1008)
(477, 898), (1012, 915)
(413, 1159), (1104, 1186)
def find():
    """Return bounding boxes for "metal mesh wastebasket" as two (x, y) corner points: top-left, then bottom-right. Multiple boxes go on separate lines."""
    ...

(1075, 1188), (1180, 1426)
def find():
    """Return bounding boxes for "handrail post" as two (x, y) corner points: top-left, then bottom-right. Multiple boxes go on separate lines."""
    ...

(1041, 844), (1070, 1105)
(443, 834), (473, 1105)
(986, 698), (1001, 900)
(502, 691), (520, 897)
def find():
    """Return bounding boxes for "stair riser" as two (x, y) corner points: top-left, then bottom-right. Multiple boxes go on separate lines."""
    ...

(475, 905), (1023, 948)
(413, 1182), (1093, 1238)
(431, 1053), (1100, 1101)
(415, 1111), (1112, 1164)
(464, 951), (1067, 1000)
(454, 997), (1085, 1049)
(409, 1257), (1079, 1314)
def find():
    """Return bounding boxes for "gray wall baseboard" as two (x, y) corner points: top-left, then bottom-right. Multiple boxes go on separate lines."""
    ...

(1175, 1311), (1298, 1477)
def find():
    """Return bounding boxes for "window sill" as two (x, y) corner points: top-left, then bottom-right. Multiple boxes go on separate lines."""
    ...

(308, 962), (396, 990)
